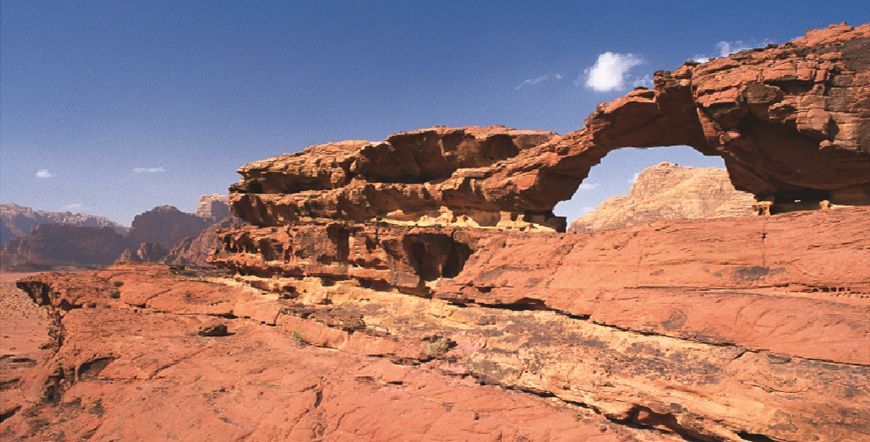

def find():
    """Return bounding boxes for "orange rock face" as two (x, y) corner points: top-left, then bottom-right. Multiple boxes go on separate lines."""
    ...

(230, 24), (870, 228)
(202, 23), (870, 441)
(3, 265), (667, 442)
(6, 209), (870, 441)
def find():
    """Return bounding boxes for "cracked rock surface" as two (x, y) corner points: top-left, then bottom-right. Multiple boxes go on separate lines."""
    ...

(4, 208), (869, 441)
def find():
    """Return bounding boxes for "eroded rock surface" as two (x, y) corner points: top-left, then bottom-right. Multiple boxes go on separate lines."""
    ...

(4, 23), (868, 442)
(204, 23), (870, 441)
(162, 217), (239, 267)
(569, 162), (756, 232)
(230, 126), (565, 231)
(2, 265), (666, 442)
(195, 194), (231, 221)
(7, 205), (870, 441)
(229, 24), (870, 229)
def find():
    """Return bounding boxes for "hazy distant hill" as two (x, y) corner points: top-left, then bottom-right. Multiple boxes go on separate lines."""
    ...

(568, 163), (756, 233)
(0, 203), (127, 245)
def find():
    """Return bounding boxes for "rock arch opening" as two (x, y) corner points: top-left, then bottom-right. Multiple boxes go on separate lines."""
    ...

(553, 146), (751, 232)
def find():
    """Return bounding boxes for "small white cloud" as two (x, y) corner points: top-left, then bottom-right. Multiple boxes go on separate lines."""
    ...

(577, 182), (600, 191)
(581, 206), (596, 215)
(692, 39), (774, 63)
(629, 172), (641, 184)
(133, 166), (166, 173)
(64, 203), (83, 211)
(515, 73), (564, 90)
(35, 169), (53, 178)
(631, 74), (653, 89)
(581, 52), (644, 92)
(716, 40), (753, 57)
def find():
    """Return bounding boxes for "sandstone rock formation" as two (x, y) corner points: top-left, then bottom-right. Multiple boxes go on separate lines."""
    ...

(3, 23), (869, 442)
(162, 217), (238, 267)
(0, 203), (127, 245)
(569, 162), (756, 232)
(5, 208), (869, 441)
(475, 23), (870, 215)
(126, 205), (210, 249)
(3, 265), (666, 442)
(1, 200), (235, 270)
(1, 225), (128, 269)
(115, 241), (168, 264)
(229, 126), (565, 231)
(230, 24), (869, 229)
(195, 194), (231, 221)
(207, 23), (870, 441)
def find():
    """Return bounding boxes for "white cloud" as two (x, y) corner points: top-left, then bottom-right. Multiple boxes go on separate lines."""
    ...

(35, 169), (53, 178)
(577, 182), (600, 191)
(716, 40), (753, 57)
(64, 203), (83, 211)
(515, 73), (563, 90)
(581, 52), (644, 92)
(581, 206), (596, 215)
(133, 166), (166, 173)
(629, 172), (641, 184)
(631, 74), (653, 89)
(692, 39), (774, 63)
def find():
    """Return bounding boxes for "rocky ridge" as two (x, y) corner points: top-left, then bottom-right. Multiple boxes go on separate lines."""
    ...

(569, 162), (756, 232)
(230, 23), (870, 229)
(208, 23), (870, 441)
(0, 203), (127, 246)
(2, 196), (234, 270)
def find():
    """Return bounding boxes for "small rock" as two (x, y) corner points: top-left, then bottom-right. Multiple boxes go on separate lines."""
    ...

(197, 322), (229, 337)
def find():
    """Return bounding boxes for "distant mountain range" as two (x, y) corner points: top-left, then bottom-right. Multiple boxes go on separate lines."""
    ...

(0, 203), (128, 245)
(0, 196), (235, 270)
(569, 163), (756, 233)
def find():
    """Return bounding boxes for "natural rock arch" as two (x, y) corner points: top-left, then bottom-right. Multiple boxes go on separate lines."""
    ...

(476, 23), (870, 217)
(229, 23), (869, 232)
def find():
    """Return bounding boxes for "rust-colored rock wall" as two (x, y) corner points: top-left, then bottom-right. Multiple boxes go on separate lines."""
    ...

(229, 24), (869, 229)
(9, 208), (870, 441)
(479, 23), (870, 213)
(204, 23), (870, 441)
(4, 23), (868, 442)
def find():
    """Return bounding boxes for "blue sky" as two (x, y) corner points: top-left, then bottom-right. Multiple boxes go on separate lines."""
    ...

(2, 1), (867, 225)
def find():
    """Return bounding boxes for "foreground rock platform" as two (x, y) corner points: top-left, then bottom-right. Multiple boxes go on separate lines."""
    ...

(5, 207), (869, 441)
(3, 265), (672, 442)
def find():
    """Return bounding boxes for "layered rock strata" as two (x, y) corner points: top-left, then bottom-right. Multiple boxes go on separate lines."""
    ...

(206, 23), (870, 441)
(3, 265), (670, 442)
(229, 126), (566, 231)
(8, 208), (870, 441)
(230, 24), (870, 229)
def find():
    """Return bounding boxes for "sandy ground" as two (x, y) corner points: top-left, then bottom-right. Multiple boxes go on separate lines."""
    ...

(0, 272), (52, 420)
